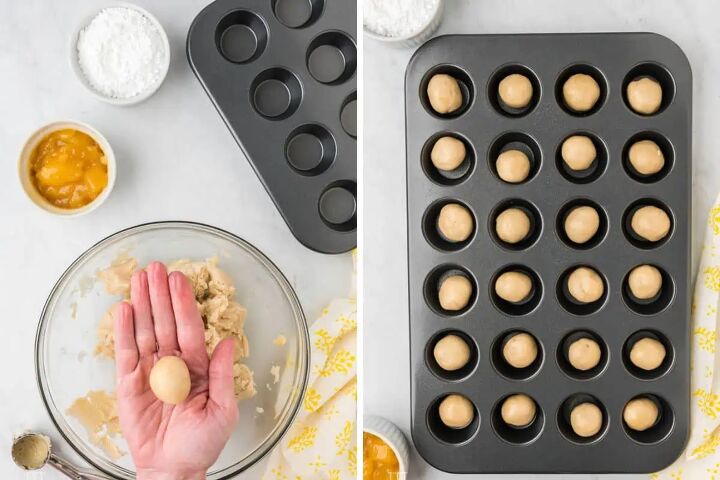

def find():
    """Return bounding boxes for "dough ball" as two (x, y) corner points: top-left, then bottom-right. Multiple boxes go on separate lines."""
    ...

(439, 394), (475, 429)
(438, 275), (473, 311)
(568, 337), (602, 371)
(567, 267), (604, 304)
(498, 73), (533, 109)
(434, 334), (471, 371)
(495, 208), (531, 244)
(503, 332), (538, 369)
(501, 394), (537, 427)
(431, 136), (466, 172)
(561, 135), (597, 171)
(437, 203), (474, 243)
(630, 337), (666, 371)
(496, 149), (531, 183)
(495, 271), (533, 303)
(570, 402), (603, 438)
(562, 73), (601, 112)
(624, 397), (660, 432)
(631, 206), (671, 242)
(629, 140), (665, 175)
(427, 74), (463, 114)
(628, 264), (663, 300)
(149, 356), (191, 405)
(627, 77), (662, 115)
(564, 206), (600, 244)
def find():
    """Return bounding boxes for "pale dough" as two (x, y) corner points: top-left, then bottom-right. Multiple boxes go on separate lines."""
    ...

(563, 73), (600, 112)
(568, 337), (601, 371)
(427, 74), (463, 114)
(628, 264), (663, 300)
(630, 337), (666, 371)
(501, 394), (536, 427)
(629, 140), (664, 175)
(149, 356), (192, 405)
(570, 402), (603, 437)
(439, 394), (474, 429)
(495, 271), (533, 303)
(567, 267), (604, 304)
(12, 435), (49, 470)
(496, 150), (531, 183)
(495, 208), (531, 244)
(561, 135), (597, 171)
(431, 136), (466, 171)
(67, 390), (122, 459)
(623, 397), (659, 431)
(503, 332), (537, 369)
(564, 206), (600, 244)
(438, 275), (473, 311)
(433, 334), (471, 371)
(627, 77), (662, 115)
(437, 203), (474, 243)
(631, 206), (671, 242)
(498, 73), (533, 109)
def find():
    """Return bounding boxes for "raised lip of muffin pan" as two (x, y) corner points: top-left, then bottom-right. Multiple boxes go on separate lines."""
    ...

(187, 0), (357, 254)
(405, 33), (691, 474)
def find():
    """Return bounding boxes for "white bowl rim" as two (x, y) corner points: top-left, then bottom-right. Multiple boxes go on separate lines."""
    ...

(363, 0), (443, 43)
(69, 1), (171, 106)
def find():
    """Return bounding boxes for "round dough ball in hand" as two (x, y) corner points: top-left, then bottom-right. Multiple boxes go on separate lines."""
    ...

(623, 397), (660, 431)
(498, 73), (533, 109)
(630, 337), (666, 371)
(567, 267), (604, 303)
(503, 332), (538, 369)
(631, 206), (671, 242)
(431, 136), (466, 172)
(495, 271), (533, 303)
(627, 77), (662, 115)
(427, 74), (463, 114)
(149, 356), (192, 405)
(439, 394), (474, 429)
(570, 402), (603, 437)
(501, 394), (537, 427)
(495, 208), (531, 244)
(564, 206), (600, 244)
(496, 149), (531, 183)
(628, 264), (663, 300)
(438, 275), (473, 311)
(433, 334), (471, 371)
(563, 73), (601, 112)
(437, 203), (474, 242)
(561, 135), (597, 171)
(568, 337), (602, 371)
(629, 140), (665, 175)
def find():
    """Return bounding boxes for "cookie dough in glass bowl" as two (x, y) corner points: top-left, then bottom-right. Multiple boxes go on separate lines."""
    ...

(35, 222), (309, 479)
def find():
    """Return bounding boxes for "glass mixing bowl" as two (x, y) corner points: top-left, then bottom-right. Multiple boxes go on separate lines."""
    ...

(35, 222), (309, 479)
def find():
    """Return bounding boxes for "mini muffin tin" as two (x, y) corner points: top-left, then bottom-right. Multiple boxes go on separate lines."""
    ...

(187, 0), (356, 254)
(405, 33), (691, 473)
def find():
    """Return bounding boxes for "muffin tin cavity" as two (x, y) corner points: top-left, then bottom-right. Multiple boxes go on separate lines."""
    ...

(556, 265), (608, 316)
(285, 123), (336, 175)
(491, 394), (544, 445)
(420, 65), (474, 118)
(489, 199), (542, 251)
(272, 0), (324, 28)
(557, 330), (608, 380)
(555, 64), (608, 116)
(623, 330), (674, 380)
(555, 132), (608, 184)
(340, 92), (357, 138)
(622, 264), (675, 315)
(306, 31), (356, 85)
(425, 330), (479, 381)
(622, 198), (674, 249)
(556, 199), (608, 249)
(557, 394), (609, 444)
(488, 64), (541, 117)
(622, 131), (674, 183)
(491, 330), (544, 380)
(423, 199), (476, 251)
(250, 67), (302, 120)
(422, 132), (475, 186)
(490, 265), (542, 316)
(622, 63), (676, 116)
(488, 132), (541, 184)
(216, 10), (268, 64)
(318, 180), (356, 231)
(427, 394), (480, 444)
(424, 265), (477, 316)
(622, 394), (674, 444)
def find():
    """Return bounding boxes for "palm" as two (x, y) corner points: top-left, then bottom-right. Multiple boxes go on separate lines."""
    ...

(114, 262), (238, 479)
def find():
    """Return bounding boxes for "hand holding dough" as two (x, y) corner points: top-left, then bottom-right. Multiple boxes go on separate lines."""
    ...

(495, 208), (531, 244)
(630, 337), (666, 371)
(628, 264), (663, 300)
(427, 74), (463, 114)
(431, 136), (466, 171)
(623, 397), (659, 431)
(629, 140), (664, 175)
(570, 402), (603, 437)
(437, 203), (474, 243)
(627, 77), (662, 115)
(150, 356), (192, 405)
(501, 394), (536, 427)
(567, 267), (604, 304)
(564, 206), (600, 244)
(439, 394), (474, 429)
(563, 73), (601, 112)
(498, 73), (533, 109)
(495, 271), (533, 303)
(568, 337), (602, 371)
(496, 149), (531, 183)
(561, 135), (597, 171)
(434, 334), (471, 371)
(503, 332), (538, 369)
(438, 275), (473, 311)
(631, 206), (671, 242)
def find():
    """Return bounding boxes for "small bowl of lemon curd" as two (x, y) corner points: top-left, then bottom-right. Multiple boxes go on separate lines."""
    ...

(364, 416), (409, 480)
(19, 121), (116, 216)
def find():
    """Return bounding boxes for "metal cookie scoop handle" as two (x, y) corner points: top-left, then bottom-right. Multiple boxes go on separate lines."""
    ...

(12, 432), (112, 479)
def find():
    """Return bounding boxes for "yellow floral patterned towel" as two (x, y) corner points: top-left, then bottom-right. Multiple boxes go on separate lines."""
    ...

(263, 254), (357, 480)
(654, 196), (720, 479)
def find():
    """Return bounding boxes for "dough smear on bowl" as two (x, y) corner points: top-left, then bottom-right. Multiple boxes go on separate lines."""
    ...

(433, 334), (471, 371)
(437, 203), (474, 242)
(563, 73), (600, 112)
(438, 274), (473, 311)
(496, 149), (530, 183)
(431, 136), (466, 172)
(498, 73), (533, 109)
(627, 76), (662, 115)
(439, 394), (474, 429)
(427, 74), (463, 114)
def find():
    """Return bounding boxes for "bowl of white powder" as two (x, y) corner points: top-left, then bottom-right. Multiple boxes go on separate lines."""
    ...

(71, 2), (170, 105)
(364, 0), (444, 48)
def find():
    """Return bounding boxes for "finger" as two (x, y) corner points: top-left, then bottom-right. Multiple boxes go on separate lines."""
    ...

(208, 337), (238, 415)
(130, 270), (157, 356)
(168, 271), (208, 362)
(113, 302), (139, 377)
(146, 262), (179, 354)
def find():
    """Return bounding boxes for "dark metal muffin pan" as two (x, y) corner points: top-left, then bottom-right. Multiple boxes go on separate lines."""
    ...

(187, 0), (356, 254)
(405, 33), (691, 473)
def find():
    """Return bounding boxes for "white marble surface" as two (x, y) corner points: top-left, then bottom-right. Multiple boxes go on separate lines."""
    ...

(0, 0), (352, 478)
(363, 0), (720, 478)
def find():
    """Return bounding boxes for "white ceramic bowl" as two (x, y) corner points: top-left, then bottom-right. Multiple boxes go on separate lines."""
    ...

(18, 120), (116, 217)
(364, 0), (444, 49)
(69, 2), (170, 106)
(364, 416), (410, 478)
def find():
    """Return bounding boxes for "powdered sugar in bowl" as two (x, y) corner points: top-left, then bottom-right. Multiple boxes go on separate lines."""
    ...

(70, 2), (170, 105)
